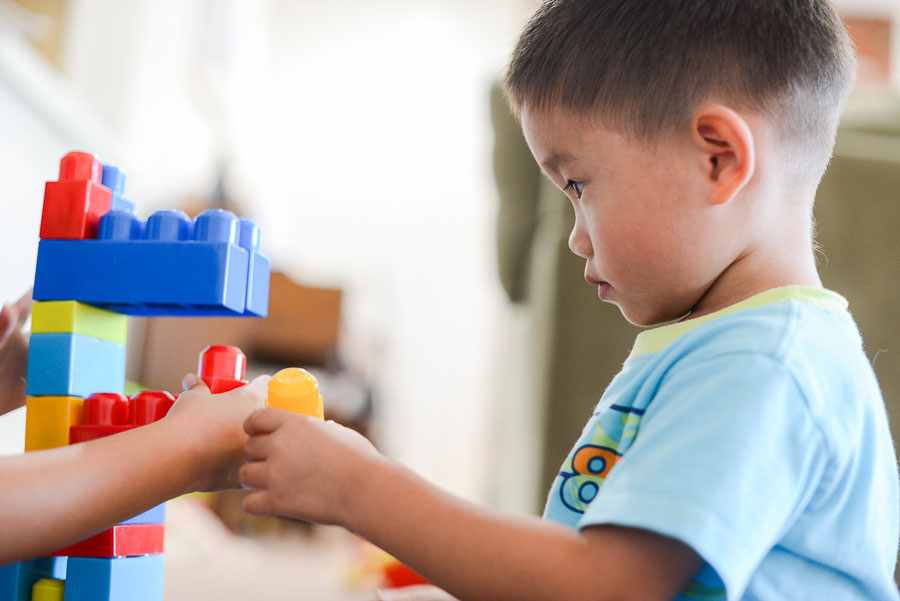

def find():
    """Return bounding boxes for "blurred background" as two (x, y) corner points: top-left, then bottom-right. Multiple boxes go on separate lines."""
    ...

(0, 0), (897, 598)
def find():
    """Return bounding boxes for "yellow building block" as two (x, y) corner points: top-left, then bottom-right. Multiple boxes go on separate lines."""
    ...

(25, 396), (84, 452)
(32, 578), (65, 601)
(266, 368), (324, 419)
(32, 301), (127, 345)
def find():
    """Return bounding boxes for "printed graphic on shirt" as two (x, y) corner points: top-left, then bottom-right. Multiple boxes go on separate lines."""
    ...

(549, 401), (727, 601)
(678, 580), (728, 601)
(554, 403), (644, 516)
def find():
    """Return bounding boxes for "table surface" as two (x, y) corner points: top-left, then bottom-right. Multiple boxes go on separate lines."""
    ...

(164, 497), (373, 601)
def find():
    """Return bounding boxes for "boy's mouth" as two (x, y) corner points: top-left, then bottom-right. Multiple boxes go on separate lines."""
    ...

(596, 282), (612, 300)
(585, 275), (612, 300)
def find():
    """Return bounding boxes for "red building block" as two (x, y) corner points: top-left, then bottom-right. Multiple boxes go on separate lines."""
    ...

(48, 523), (164, 558)
(83, 392), (130, 425)
(69, 390), (177, 443)
(69, 423), (132, 444)
(381, 560), (430, 589)
(70, 392), (133, 444)
(198, 345), (247, 393)
(131, 391), (175, 426)
(39, 152), (112, 240)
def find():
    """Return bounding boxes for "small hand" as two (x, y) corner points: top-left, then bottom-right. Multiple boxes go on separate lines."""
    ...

(0, 290), (33, 416)
(167, 373), (270, 492)
(240, 408), (379, 526)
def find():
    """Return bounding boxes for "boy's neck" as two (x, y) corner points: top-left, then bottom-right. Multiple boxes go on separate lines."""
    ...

(686, 202), (822, 321)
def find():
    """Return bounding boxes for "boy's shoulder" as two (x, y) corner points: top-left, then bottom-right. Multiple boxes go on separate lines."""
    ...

(631, 287), (880, 448)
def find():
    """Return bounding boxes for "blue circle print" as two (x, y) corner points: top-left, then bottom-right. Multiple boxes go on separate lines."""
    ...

(587, 456), (607, 475)
(579, 481), (599, 503)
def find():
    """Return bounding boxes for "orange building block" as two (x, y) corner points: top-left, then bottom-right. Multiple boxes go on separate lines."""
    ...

(25, 396), (84, 451)
(266, 368), (324, 419)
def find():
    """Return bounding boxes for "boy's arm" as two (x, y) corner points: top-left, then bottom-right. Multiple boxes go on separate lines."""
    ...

(0, 375), (268, 565)
(241, 411), (704, 601)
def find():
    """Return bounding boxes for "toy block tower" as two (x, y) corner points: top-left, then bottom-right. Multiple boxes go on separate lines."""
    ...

(0, 151), (272, 601)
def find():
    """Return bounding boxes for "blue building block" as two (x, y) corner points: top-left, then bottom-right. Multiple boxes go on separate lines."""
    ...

(26, 333), (125, 397)
(245, 251), (270, 317)
(109, 196), (135, 213)
(239, 219), (270, 317)
(34, 239), (248, 316)
(100, 165), (135, 214)
(33, 209), (266, 316)
(63, 556), (163, 601)
(0, 558), (67, 601)
(119, 503), (166, 526)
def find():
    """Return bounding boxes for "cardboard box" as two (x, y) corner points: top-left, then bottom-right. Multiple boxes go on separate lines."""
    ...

(138, 272), (342, 392)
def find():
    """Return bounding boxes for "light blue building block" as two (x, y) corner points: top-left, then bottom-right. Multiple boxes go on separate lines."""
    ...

(119, 503), (166, 526)
(63, 556), (163, 601)
(25, 333), (125, 397)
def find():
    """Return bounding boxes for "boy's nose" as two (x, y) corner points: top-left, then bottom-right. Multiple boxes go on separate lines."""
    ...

(568, 224), (592, 259)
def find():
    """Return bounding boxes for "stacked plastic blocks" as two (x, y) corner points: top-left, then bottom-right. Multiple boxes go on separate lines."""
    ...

(33, 153), (270, 317)
(0, 151), (271, 601)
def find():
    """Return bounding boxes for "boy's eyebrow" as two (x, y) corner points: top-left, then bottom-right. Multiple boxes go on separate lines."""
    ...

(540, 151), (576, 175)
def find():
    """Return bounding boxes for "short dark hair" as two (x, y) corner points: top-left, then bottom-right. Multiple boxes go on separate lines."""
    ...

(505, 0), (856, 180)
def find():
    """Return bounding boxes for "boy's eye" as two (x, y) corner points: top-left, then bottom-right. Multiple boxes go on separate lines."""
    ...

(563, 180), (584, 199)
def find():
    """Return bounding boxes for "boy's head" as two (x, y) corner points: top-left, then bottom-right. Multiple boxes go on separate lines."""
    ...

(504, 0), (856, 326)
(505, 0), (855, 182)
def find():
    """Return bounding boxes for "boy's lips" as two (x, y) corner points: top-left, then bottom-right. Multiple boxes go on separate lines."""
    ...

(596, 282), (612, 300)
(585, 275), (612, 300)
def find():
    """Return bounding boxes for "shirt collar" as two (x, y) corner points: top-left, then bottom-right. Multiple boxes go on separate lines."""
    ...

(629, 286), (849, 359)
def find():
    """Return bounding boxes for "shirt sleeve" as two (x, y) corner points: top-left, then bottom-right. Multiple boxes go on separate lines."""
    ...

(578, 351), (828, 600)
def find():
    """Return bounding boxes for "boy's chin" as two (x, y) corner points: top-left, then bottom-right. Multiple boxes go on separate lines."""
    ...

(616, 302), (688, 328)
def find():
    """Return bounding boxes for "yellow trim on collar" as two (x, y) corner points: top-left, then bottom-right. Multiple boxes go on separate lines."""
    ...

(629, 286), (848, 359)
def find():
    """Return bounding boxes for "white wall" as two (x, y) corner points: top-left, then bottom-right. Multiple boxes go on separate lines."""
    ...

(835, 0), (898, 17)
(0, 0), (536, 503)
(0, 27), (120, 455)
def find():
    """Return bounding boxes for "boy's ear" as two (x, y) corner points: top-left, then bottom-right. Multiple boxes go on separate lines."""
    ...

(690, 105), (756, 206)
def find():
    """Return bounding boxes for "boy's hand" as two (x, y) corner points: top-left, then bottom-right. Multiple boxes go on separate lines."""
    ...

(167, 373), (270, 492)
(0, 290), (32, 416)
(240, 409), (380, 526)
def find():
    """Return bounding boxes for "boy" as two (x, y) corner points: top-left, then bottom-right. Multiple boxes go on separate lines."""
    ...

(238, 1), (900, 600)
(0, 292), (269, 563)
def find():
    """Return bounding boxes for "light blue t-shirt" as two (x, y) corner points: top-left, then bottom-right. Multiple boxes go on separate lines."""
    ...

(543, 287), (900, 601)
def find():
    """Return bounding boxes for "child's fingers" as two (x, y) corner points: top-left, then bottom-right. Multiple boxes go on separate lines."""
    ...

(241, 375), (271, 403)
(241, 489), (273, 516)
(0, 305), (13, 342)
(245, 374), (272, 388)
(0, 289), (33, 342)
(243, 407), (291, 436)
(181, 373), (210, 393)
(238, 460), (268, 491)
(374, 586), (460, 601)
(244, 432), (271, 461)
(13, 289), (33, 324)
